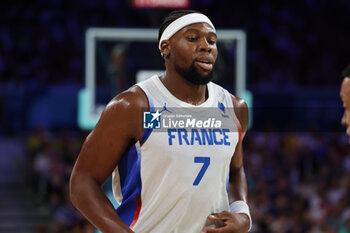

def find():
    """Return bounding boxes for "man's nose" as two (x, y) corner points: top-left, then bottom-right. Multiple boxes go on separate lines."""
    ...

(199, 38), (211, 52)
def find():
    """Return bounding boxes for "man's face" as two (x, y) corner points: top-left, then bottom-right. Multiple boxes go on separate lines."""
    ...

(340, 78), (350, 137)
(168, 22), (218, 85)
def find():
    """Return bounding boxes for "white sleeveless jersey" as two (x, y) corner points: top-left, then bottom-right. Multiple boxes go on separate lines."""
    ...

(112, 75), (241, 233)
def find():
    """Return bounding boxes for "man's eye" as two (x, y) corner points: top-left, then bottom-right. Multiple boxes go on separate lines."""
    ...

(188, 37), (197, 42)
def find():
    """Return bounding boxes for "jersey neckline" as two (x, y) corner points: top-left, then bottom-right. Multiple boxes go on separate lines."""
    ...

(151, 75), (214, 108)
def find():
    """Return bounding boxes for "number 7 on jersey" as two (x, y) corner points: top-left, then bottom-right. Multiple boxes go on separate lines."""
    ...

(193, 156), (210, 186)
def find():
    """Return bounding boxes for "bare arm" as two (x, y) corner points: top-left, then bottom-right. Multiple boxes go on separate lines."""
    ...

(69, 86), (147, 233)
(229, 96), (249, 203)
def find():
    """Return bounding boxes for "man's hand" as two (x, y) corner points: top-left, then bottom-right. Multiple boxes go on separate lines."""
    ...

(202, 211), (250, 233)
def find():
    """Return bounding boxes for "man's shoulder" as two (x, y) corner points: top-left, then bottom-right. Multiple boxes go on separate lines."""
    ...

(209, 82), (247, 109)
(106, 85), (149, 113)
(90, 85), (148, 140)
(230, 95), (247, 110)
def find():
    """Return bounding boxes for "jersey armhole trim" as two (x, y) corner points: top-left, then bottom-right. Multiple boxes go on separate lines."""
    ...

(233, 116), (242, 141)
(136, 84), (154, 146)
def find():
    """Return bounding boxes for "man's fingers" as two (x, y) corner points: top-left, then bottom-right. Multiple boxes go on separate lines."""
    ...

(207, 214), (225, 228)
(207, 214), (220, 221)
(204, 211), (247, 233)
(209, 211), (232, 220)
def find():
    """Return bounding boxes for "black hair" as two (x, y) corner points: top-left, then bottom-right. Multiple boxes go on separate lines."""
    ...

(343, 64), (350, 78)
(158, 10), (200, 45)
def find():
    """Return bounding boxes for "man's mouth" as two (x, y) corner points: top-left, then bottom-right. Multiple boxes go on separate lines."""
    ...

(195, 59), (213, 71)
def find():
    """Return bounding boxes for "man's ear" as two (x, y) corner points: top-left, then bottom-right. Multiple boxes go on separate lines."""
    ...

(160, 40), (170, 58)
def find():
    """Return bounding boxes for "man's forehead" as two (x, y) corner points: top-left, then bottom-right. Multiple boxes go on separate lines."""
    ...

(181, 22), (216, 34)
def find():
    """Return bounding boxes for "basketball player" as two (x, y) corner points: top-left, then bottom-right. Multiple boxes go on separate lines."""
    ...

(70, 10), (252, 233)
(341, 64), (350, 137)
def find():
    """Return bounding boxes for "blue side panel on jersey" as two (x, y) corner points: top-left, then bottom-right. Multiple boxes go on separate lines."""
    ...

(116, 145), (142, 226)
(116, 88), (155, 225)
(140, 128), (152, 145)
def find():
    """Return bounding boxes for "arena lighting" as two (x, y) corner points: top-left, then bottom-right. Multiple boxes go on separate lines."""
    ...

(132, 0), (190, 8)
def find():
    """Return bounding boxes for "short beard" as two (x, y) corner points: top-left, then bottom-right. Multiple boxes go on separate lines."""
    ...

(175, 61), (213, 85)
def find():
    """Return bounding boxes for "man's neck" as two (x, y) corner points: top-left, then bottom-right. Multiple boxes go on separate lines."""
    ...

(159, 72), (208, 106)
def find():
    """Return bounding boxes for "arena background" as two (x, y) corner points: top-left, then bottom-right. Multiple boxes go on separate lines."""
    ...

(1, 0), (350, 232)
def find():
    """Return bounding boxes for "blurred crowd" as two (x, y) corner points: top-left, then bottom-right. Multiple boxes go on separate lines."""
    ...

(245, 130), (350, 233)
(26, 127), (94, 233)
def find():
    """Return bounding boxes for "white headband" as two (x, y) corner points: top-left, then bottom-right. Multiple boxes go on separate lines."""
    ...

(158, 13), (216, 50)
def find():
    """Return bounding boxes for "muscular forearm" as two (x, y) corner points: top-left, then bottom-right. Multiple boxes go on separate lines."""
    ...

(228, 166), (251, 232)
(70, 173), (133, 233)
(229, 166), (248, 202)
